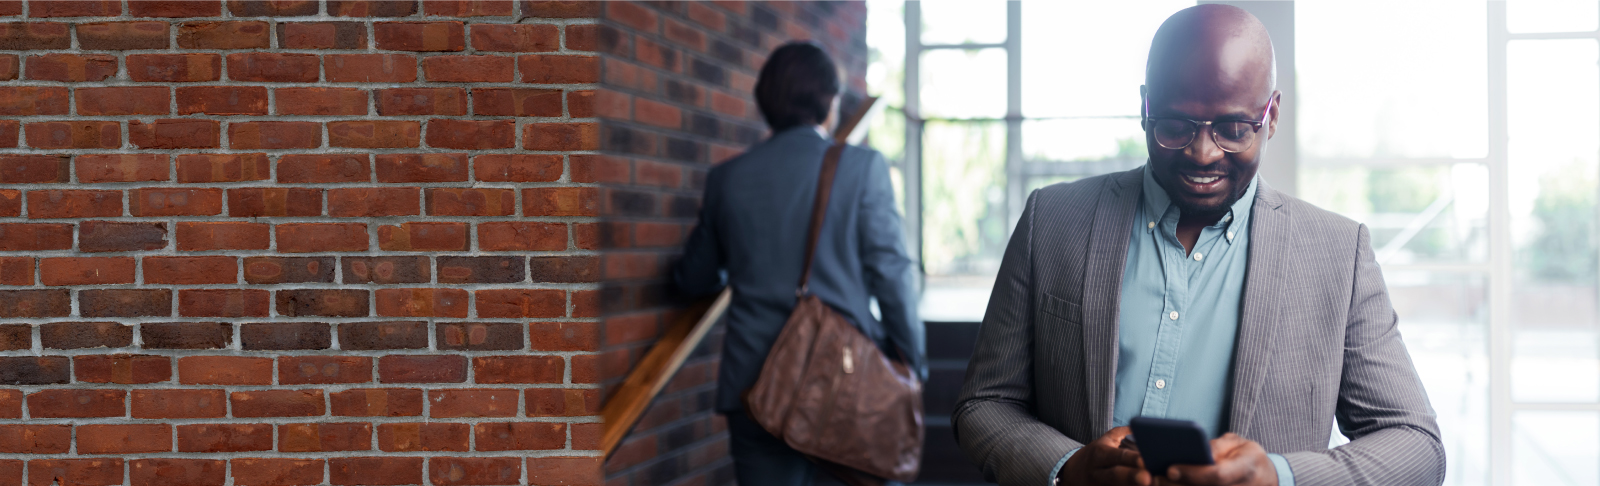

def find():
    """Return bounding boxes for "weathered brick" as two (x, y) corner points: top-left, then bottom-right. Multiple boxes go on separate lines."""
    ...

(375, 21), (464, 51)
(228, 53), (320, 82)
(424, 0), (512, 16)
(230, 389), (325, 417)
(422, 55), (513, 82)
(275, 223), (368, 252)
(326, 53), (417, 82)
(143, 256), (237, 284)
(375, 288), (468, 317)
(473, 88), (563, 117)
(328, 120), (421, 148)
(178, 356), (271, 385)
(39, 321), (132, 348)
(527, 387), (599, 417)
(437, 322), (522, 351)
(278, 21), (366, 49)
(75, 354), (170, 384)
(130, 188), (224, 216)
(1, 357), (69, 385)
(530, 321), (598, 351)
(243, 256), (334, 284)
(337, 320), (427, 349)
(78, 424), (171, 454)
(341, 256), (430, 284)
(474, 422), (565, 451)
(240, 322), (330, 350)
(78, 289), (170, 317)
(140, 322), (231, 349)
(276, 289), (369, 317)
(378, 354), (465, 383)
(0, 323), (28, 349)
(80, 221), (166, 253)
(519, 54), (599, 83)
(277, 87), (369, 116)
(75, 154), (169, 183)
(178, 424), (272, 452)
(25, 53), (116, 81)
(129, 119), (222, 149)
(0, 22), (69, 50)
(24, 121), (120, 149)
(26, 389), (124, 417)
(429, 457), (523, 486)
(327, 187), (420, 217)
(327, 0), (416, 16)
(0, 424), (70, 453)
(437, 255), (524, 283)
(521, 1), (598, 18)
(131, 389), (227, 418)
(377, 222), (467, 251)
(127, 53), (221, 82)
(0, 155), (69, 183)
(279, 422), (372, 452)
(0, 389), (17, 418)
(30, 0), (120, 17)
(176, 222), (270, 251)
(277, 153), (370, 183)
(26, 459), (124, 486)
(527, 457), (601, 486)
(279, 356), (371, 385)
(179, 289), (270, 317)
(177, 86), (269, 115)
(76, 21), (168, 49)
(229, 188), (323, 217)
(524, 187), (599, 216)
(131, 1), (222, 17)
(478, 221), (567, 251)
(476, 289), (566, 318)
(40, 257), (134, 285)
(524, 122), (599, 150)
(426, 119), (515, 149)
(474, 355), (563, 384)
(376, 87), (465, 116)
(329, 457), (423, 486)
(130, 459), (225, 486)
(427, 389), (516, 418)
(471, 23), (557, 52)
(227, 0), (318, 16)
(176, 153), (270, 182)
(377, 422), (469, 452)
(178, 20), (269, 49)
(375, 152), (467, 182)
(229, 121), (321, 149)
(427, 188), (516, 216)
(330, 388), (422, 417)
(231, 458), (324, 486)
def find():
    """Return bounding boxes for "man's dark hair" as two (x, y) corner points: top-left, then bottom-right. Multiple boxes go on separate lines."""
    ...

(754, 42), (841, 132)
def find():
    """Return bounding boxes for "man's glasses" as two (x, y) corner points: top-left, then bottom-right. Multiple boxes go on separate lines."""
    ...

(1141, 97), (1274, 153)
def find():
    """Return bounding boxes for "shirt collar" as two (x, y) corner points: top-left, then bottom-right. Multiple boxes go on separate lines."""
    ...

(1139, 163), (1259, 231)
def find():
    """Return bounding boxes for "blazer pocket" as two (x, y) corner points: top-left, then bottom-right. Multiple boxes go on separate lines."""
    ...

(1041, 293), (1083, 325)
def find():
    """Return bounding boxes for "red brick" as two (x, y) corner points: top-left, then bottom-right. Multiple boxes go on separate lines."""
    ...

(178, 20), (269, 49)
(0, 355), (70, 383)
(129, 188), (223, 217)
(523, 122), (599, 150)
(75, 86), (168, 116)
(176, 222), (269, 251)
(341, 257), (430, 285)
(130, 459), (225, 486)
(327, 187), (421, 217)
(2, 21), (67, 50)
(429, 457), (522, 486)
(519, 54), (599, 83)
(132, 389), (226, 419)
(376, 423), (468, 452)
(427, 119), (515, 149)
(0, 154), (68, 183)
(76, 354), (171, 384)
(376, 87), (464, 116)
(374, 152), (467, 182)
(421, 55), (513, 82)
(143, 256), (236, 285)
(128, 53), (220, 82)
(687, 2), (726, 31)
(228, 0), (318, 16)
(227, 53), (319, 82)
(326, 0), (416, 17)
(182, 423), (279, 451)
(566, 24), (597, 51)
(469, 23), (556, 53)
(278, 356), (371, 385)
(327, 120), (420, 148)
(229, 121), (321, 149)
(177, 86), (268, 115)
(230, 188), (323, 218)
(477, 221), (566, 251)
(527, 457), (601, 486)
(330, 388), (423, 417)
(231, 458), (324, 486)
(374, 288), (468, 317)
(243, 256), (333, 284)
(0, 390), (17, 419)
(276, 290), (367, 318)
(0, 120), (15, 148)
(377, 222), (466, 251)
(78, 424), (170, 454)
(38, 321), (131, 349)
(176, 153), (270, 182)
(241, 322), (330, 351)
(524, 187), (598, 216)
(475, 288), (565, 318)
(76, 21), (167, 50)
(527, 388), (599, 417)
(425, 0), (511, 16)
(277, 154), (370, 183)
(0, 424), (69, 453)
(277, 87), (368, 116)
(635, 98), (682, 128)
(231, 390), (325, 418)
(279, 423), (372, 452)
(140, 322), (231, 349)
(178, 356), (270, 385)
(30, 0), (120, 17)
(24, 53), (115, 81)
(326, 54), (417, 82)
(571, 422), (600, 450)
(131, 1), (222, 17)
(474, 355), (563, 383)
(0, 256), (31, 285)
(129, 119), (221, 149)
(375, 21), (463, 51)
(521, 1), (597, 18)
(0, 86), (67, 115)
(75, 154), (169, 183)
(567, 154), (626, 184)
(179, 289), (269, 317)
(329, 458), (423, 486)
(426, 188), (515, 216)
(0, 223), (68, 251)
(474, 154), (561, 182)
(276, 223), (368, 252)
(472, 88), (561, 117)
(24, 121), (120, 149)
(569, 89), (595, 117)
(26, 459), (124, 486)
(427, 389), (516, 418)
(474, 422), (564, 451)
(278, 21), (366, 49)
(78, 289), (170, 317)
(530, 321), (598, 352)
(571, 353), (597, 383)
(663, 17), (705, 52)
(39, 257), (133, 285)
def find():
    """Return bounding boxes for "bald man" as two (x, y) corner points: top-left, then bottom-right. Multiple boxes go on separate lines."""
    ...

(952, 5), (1443, 486)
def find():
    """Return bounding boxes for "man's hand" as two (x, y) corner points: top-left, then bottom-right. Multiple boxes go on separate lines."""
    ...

(1059, 426), (1152, 486)
(1162, 433), (1278, 486)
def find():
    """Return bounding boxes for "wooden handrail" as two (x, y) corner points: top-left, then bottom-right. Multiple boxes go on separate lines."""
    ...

(600, 288), (731, 457)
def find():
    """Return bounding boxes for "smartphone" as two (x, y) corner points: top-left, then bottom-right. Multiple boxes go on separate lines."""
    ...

(1128, 416), (1214, 476)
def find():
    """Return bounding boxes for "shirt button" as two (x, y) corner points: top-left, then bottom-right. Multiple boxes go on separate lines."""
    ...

(1156, 379), (1167, 389)
(1193, 252), (1203, 261)
(1169, 311), (1179, 320)
(1148, 221), (1155, 229)
(1227, 231), (1234, 241)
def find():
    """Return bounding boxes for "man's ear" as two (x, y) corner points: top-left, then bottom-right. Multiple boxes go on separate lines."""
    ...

(1266, 90), (1282, 139)
(1139, 85), (1148, 120)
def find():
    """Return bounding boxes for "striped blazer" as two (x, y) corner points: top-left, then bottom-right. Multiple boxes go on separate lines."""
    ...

(953, 168), (1444, 486)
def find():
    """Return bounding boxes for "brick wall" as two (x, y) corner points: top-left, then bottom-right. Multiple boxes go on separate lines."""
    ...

(0, 1), (609, 485)
(592, 2), (869, 485)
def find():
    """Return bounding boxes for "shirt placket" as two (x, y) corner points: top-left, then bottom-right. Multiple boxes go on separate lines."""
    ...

(1140, 207), (1188, 418)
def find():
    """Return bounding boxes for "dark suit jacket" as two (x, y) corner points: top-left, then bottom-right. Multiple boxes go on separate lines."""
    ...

(953, 169), (1444, 486)
(675, 126), (925, 413)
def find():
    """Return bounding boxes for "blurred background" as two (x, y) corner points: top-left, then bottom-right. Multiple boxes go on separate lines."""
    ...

(860, 1), (1600, 485)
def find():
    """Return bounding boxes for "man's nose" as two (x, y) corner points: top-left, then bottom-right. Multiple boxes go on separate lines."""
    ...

(1183, 125), (1225, 166)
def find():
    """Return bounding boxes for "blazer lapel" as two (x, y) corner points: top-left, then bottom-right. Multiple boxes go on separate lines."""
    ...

(1227, 182), (1290, 436)
(1081, 168), (1141, 431)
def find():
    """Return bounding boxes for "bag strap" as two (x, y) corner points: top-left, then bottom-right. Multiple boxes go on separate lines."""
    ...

(799, 143), (846, 294)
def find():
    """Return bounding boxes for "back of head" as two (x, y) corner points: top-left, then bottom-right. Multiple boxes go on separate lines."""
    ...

(755, 42), (841, 133)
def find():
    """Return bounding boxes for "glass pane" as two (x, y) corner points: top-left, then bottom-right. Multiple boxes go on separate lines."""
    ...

(1297, 163), (1488, 265)
(1297, 0), (1487, 159)
(922, 120), (1006, 276)
(1022, 119), (1146, 163)
(1020, 0), (1193, 118)
(920, 48), (1006, 119)
(919, 0), (1006, 45)
(1508, 0), (1599, 34)
(1513, 411), (1599, 485)
(1508, 39), (1600, 403)
(1386, 271), (1488, 486)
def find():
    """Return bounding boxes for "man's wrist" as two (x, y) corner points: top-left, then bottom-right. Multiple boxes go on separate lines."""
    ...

(1051, 447), (1081, 485)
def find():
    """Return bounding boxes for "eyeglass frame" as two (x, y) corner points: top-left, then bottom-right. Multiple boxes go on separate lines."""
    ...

(1140, 95), (1276, 153)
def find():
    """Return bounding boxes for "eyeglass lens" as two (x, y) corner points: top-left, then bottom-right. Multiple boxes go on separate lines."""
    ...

(1151, 119), (1259, 152)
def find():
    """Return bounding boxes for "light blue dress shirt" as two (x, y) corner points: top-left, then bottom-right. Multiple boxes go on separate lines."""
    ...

(1049, 165), (1293, 485)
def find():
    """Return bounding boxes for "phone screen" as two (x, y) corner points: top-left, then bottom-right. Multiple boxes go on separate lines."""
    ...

(1128, 416), (1214, 476)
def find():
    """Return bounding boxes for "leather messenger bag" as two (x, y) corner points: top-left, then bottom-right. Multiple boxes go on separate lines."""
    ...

(744, 143), (924, 484)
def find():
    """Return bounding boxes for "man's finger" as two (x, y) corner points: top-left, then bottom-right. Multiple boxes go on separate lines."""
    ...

(1090, 464), (1151, 486)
